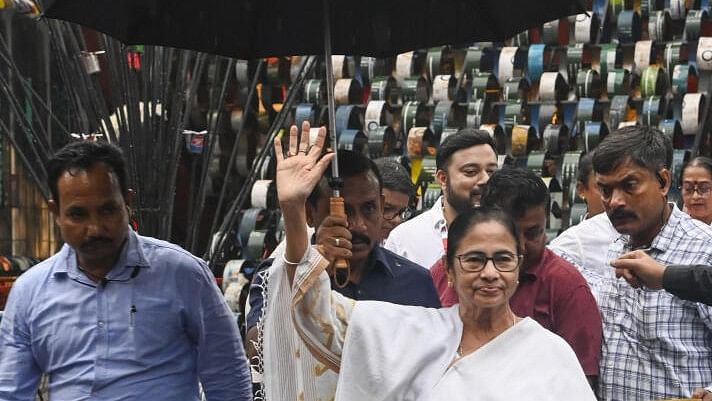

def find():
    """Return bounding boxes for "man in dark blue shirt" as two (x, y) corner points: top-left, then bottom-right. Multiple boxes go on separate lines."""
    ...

(245, 149), (440, 364)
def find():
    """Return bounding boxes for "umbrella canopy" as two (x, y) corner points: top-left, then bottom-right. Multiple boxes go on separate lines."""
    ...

(41, 0), (584, 59)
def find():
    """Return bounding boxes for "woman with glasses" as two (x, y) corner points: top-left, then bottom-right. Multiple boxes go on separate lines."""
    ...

(267, 127), (595, 401)
(681, 157), (712, 225)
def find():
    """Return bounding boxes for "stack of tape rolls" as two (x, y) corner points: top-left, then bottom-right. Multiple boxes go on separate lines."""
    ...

(233, 2), (712, 257)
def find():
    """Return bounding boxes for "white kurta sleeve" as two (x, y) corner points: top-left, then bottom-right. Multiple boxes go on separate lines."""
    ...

(289, 246), (356, 372)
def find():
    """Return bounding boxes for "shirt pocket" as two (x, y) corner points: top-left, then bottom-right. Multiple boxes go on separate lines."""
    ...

(130, 301), (185, 359)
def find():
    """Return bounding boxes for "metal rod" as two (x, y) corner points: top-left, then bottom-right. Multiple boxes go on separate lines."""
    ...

(206, 55), (316, 264)
(322, 0), (340, 197)
(207, 59), (264, 244)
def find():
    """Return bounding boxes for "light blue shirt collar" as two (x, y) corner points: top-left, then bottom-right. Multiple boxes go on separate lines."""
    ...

(54, 229), (151, 281)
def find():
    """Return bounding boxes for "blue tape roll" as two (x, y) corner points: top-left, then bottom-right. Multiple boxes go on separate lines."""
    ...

(528, 44), (546, 82)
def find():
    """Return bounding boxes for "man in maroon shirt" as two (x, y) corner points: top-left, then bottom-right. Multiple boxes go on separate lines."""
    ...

(431, 167), (602, 385)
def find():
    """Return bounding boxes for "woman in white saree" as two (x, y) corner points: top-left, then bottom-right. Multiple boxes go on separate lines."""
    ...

(267, 123), (597, 401)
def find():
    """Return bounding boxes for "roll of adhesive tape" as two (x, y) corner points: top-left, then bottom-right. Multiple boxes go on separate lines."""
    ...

(696, 37), (712, 71)
(681, 93), (704, 135)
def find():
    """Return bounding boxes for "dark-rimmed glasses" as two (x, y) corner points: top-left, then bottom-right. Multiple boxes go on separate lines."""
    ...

(383, 206), (414, 221)
(456, 251), (522, 272)
(681, 182), (712, 197)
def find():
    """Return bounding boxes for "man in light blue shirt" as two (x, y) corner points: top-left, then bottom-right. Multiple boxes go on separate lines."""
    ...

(0, 141), (252, 400)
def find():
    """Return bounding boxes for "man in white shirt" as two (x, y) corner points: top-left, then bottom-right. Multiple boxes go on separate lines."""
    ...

(384, 128), (497, 268)
(550, 151), (619, 274)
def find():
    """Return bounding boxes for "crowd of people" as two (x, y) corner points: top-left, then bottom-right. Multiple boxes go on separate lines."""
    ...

(1, 123), (712, 401)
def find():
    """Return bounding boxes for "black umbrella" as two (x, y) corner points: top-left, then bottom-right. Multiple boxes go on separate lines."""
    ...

(40, 0), (584, 59)
(40, 0), (584, 280)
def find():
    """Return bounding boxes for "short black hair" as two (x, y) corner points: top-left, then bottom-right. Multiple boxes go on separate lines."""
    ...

(306, 150), (382, 207)
(480, 167), (549, 219)
(682, 156), (712, 180)
(446, 206), (520, 269)
(576, 151), (595, 186)
(592, 126), (672, 176)
(435, 128), (497, 171)
(373, 158), (413, 197)
(47, 141), (129, 204)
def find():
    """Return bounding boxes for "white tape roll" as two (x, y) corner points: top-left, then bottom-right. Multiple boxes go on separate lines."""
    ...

(539, 72), (561, 101)
(498, 47), (518, 82)
(396, 52), (414, 81)
(668, 0), (685, 20)
(634, 40), (653, 75)
(235, 60), (250, 87)
(697, 37), (712, 71)
(334, 78), (354, 105)
(365, 100), (387, 133)
(309, 128), (321, 146)
(332, 55), (347, 79)
(251, 180), (273, 209)
(574, 13), (593, 43)
(432, 75), (453, 102)
(681, 93), (704, 135)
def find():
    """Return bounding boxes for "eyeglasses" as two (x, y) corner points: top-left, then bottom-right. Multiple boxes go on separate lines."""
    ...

(456, 251), (522, 273)
(383, 206), (414, 221)
(681, 182), (712, 197)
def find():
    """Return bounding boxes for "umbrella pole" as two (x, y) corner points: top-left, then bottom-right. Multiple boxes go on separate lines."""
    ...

(322, 0), (350, 287)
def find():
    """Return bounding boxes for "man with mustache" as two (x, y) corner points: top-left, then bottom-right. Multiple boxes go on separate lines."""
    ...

(430, 167), (602, 385)
(385, 129), (498, 269)
(244, 135), (440, 400)
(0, 141), (252, 401)
(584, 126), (712, 400)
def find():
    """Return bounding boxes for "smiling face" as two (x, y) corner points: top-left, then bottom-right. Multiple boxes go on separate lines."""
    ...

(596, 158), (670, 245)
(447, 220), (520, 311)
(437, 144), (498, 214)
(682, 165), (712, 224)
(48, 162), (130, 272)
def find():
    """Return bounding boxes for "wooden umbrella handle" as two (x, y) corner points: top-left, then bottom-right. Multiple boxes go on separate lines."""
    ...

(330, 196), (351, 288)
